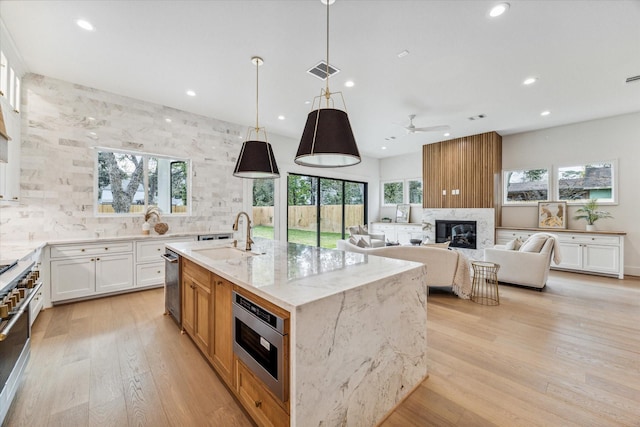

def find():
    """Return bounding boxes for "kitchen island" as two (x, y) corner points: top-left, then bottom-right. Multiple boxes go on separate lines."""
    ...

(168, 238), (428, 427)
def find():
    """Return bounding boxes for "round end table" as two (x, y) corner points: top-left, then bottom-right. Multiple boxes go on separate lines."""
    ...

(471, 261), (500, 306)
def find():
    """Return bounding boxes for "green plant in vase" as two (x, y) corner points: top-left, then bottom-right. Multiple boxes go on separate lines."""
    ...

(573, 199), (613, 231)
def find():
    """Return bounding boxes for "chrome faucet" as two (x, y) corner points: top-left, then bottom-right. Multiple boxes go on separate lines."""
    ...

(232, 211), (254, 251)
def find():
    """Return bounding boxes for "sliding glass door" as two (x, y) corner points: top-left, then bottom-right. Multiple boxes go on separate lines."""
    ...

(287, 174), (367, 249)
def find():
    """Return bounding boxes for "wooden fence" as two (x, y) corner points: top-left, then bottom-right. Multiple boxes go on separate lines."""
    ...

(98, 205), (187, 214)
(254, 205), (364, 233)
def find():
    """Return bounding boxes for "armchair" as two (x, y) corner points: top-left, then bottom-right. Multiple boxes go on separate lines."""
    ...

(483, 233), (560, 289)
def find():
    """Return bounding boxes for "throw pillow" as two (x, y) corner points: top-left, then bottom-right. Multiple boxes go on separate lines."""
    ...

(348, 226), (360, 237)
(519, 235), (548, 253)
(504, 238), (523, 250)
(348, 236), (358, 245)
(356, 237), (370, 248)
(353, 234), (371, 245)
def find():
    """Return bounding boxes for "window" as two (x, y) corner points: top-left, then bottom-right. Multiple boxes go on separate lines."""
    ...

(252, 179), (275, 240)
(96, 149), (190, 215)
(503, 168), (549, 204)
(382, 179), (422, 205)
(288, 174), (367, 248)
(408, 179), (423, 204)
(382, 181), (404, 205)
(557, 161), (615, 203)
(0, 51), (7, 98)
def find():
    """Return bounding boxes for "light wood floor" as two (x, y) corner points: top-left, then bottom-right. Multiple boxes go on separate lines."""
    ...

(3, 271), (639, 427)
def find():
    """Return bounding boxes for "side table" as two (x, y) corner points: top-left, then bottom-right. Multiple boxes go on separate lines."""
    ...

(471, 261), (500, 306)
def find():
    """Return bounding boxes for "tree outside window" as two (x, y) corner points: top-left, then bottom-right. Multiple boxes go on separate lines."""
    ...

(503, 168), (549, 204)
(383, 181), (404, 205)
(97, 150), (189, 215)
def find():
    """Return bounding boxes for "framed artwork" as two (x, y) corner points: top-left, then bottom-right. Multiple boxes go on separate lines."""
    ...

(396, 204), (410, 223)
(538, 201), (567, 229)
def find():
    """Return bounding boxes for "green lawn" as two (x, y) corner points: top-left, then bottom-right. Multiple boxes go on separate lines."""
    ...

(252, 226), (343, 249)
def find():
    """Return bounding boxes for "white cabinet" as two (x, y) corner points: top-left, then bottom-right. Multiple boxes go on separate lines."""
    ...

(50, 241), (134, 302)
(370, 223), (422, 245)
(134, 237), (195, 287)
(496, 228), (624, 279)
(0, 97), (20, 203)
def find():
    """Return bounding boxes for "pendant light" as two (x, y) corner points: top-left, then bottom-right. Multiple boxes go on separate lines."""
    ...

(233, 56), (280, 179)
(295, 0), (361, 168)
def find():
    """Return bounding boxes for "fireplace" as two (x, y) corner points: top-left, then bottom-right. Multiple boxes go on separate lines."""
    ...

(435, 220), (477, 249)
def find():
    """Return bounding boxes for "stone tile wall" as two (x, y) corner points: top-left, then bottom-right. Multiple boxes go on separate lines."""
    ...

(0, 74), (245, 242)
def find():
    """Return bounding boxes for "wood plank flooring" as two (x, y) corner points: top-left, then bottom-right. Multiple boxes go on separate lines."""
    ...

(3, 271), (639, 427)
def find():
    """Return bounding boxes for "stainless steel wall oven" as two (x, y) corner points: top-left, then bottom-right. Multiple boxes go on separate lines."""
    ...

(232, 291), (286, 401)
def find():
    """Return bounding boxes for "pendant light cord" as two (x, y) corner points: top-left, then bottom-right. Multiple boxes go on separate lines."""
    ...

(256, 58), (260, 131)
(325, 0), (330, 107)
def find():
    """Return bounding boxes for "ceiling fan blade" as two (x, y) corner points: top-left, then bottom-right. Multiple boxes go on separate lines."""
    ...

(412, 125), (451, 132)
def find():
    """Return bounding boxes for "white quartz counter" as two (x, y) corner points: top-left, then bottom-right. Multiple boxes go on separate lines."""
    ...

(167, 238), (425, 310)
(169, 238), (429, 426)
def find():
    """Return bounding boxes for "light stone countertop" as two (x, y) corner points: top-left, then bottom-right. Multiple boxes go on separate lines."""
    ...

(167, 238), (425, 310)
(0, 230), (231, 261)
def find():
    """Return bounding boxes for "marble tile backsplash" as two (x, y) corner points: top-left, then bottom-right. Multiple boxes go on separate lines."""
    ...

(0, 74), (245, 242)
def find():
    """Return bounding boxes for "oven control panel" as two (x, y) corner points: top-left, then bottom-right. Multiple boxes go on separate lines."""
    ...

(0, 263), (38, 320)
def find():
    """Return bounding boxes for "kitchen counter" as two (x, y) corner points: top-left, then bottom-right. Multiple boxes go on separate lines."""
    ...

(0, 230), (231, 261)
(168, 238), (429, 426)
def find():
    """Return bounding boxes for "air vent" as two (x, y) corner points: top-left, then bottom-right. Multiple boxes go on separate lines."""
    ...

(626, 75), (640, 83)
(468, 114), (486, 121)
(307, 61), (340, 80)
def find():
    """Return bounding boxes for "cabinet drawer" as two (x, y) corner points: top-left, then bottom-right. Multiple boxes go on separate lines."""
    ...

(136, 261), (164, 287)
(51, 241), (133, 258)
(183, 259), (210, 287)
(236, 360), (289, 427)
(556, 234), (620, 245)
(136, 237), (195, 263)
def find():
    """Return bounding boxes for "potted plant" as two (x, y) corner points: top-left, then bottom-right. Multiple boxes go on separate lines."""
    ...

(573, 199), (613, 231)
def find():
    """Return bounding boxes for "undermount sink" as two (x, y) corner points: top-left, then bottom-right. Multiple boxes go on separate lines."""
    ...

(193, 246), (260, 261)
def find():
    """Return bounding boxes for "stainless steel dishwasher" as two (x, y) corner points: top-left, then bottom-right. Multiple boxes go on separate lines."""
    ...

(162, 249), (181, 327)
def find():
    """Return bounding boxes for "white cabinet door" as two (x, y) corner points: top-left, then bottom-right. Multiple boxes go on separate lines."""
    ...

(51, 258), (96, 301)
(583, 244), (620, 275)
(556, 243), (583, 270)
(0, 97), (20, 203)
(136, 261), (164, 287)
(95, 254), (134, 294)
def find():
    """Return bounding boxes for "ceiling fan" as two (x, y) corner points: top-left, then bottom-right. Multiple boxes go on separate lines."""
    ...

(399, 114), (450, 134)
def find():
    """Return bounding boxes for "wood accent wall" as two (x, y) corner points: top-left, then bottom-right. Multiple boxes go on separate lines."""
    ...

(422, 131), (502, 219)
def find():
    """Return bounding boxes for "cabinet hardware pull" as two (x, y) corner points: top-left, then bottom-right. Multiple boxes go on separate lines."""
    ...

(255, 400), (262, 408)
(12, 197), (18, 200)
(157, 248), (161, 251)
(91, 258), (95, 261)
(105, 247), (109, 250)
(81, 248), (86, 252)
(96, 258), (100, 261)
(157, 271), (161, 274)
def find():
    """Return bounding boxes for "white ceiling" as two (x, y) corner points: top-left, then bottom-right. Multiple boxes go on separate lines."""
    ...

(1, 0), (639, 159)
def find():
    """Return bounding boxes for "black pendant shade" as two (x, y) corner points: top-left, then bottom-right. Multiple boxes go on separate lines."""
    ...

(295, 108), (361, 167)
(233, 140), (280, 179)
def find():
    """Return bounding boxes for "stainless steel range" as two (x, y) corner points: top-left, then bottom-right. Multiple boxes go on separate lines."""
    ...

(0, 259), (42, 424)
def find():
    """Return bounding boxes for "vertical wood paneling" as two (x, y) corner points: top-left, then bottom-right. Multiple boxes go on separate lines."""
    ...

(422, 132), (502, 219)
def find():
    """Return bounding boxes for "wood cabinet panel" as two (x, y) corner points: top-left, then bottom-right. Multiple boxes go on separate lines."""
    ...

(236, 359), (289, 427)
(181, 259), (212, 355)
(212, 274), (234, 386)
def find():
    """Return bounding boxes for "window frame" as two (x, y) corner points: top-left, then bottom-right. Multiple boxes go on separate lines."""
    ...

(94, 148), (191, 217)
(407, 178), (423, 205)
(381, 180), (404, 206)
(502, 167), (551, 206)
(554, 159), (617, 205)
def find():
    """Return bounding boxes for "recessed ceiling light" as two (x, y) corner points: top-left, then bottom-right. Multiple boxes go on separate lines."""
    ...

(397, 50), (410, 58)
(186, 90), (196, 97)
(76, 19), (95, 31)
(381, 146), (387, 150)
(344, 80), (354, 88)
(489, 3), (510, 17)
(304, 100), (311, 105)
(87, 131), (98, 139)
(278, 115), (286, 120)
(165, 118), (172, 123)
(541, 110), (551, 116)
(444, 132), (450, 137)
(523, 77), (538, 85)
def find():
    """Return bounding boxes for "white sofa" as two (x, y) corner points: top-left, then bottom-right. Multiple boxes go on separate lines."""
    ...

(336, 239), (472, 299)
(483, 233), (561, 289)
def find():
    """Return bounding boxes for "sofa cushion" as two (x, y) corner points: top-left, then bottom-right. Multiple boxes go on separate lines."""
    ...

(423, 241), (450, 249)
(504, 238), (523, 250)
(519, 235), (548, 253)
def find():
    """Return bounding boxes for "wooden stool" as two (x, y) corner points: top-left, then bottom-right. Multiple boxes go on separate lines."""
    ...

(471, 261), (500, 305)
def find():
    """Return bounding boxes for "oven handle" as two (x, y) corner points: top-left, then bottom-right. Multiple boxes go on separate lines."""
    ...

(0, 281), (43, 341)
(161, 254), (179, 263)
